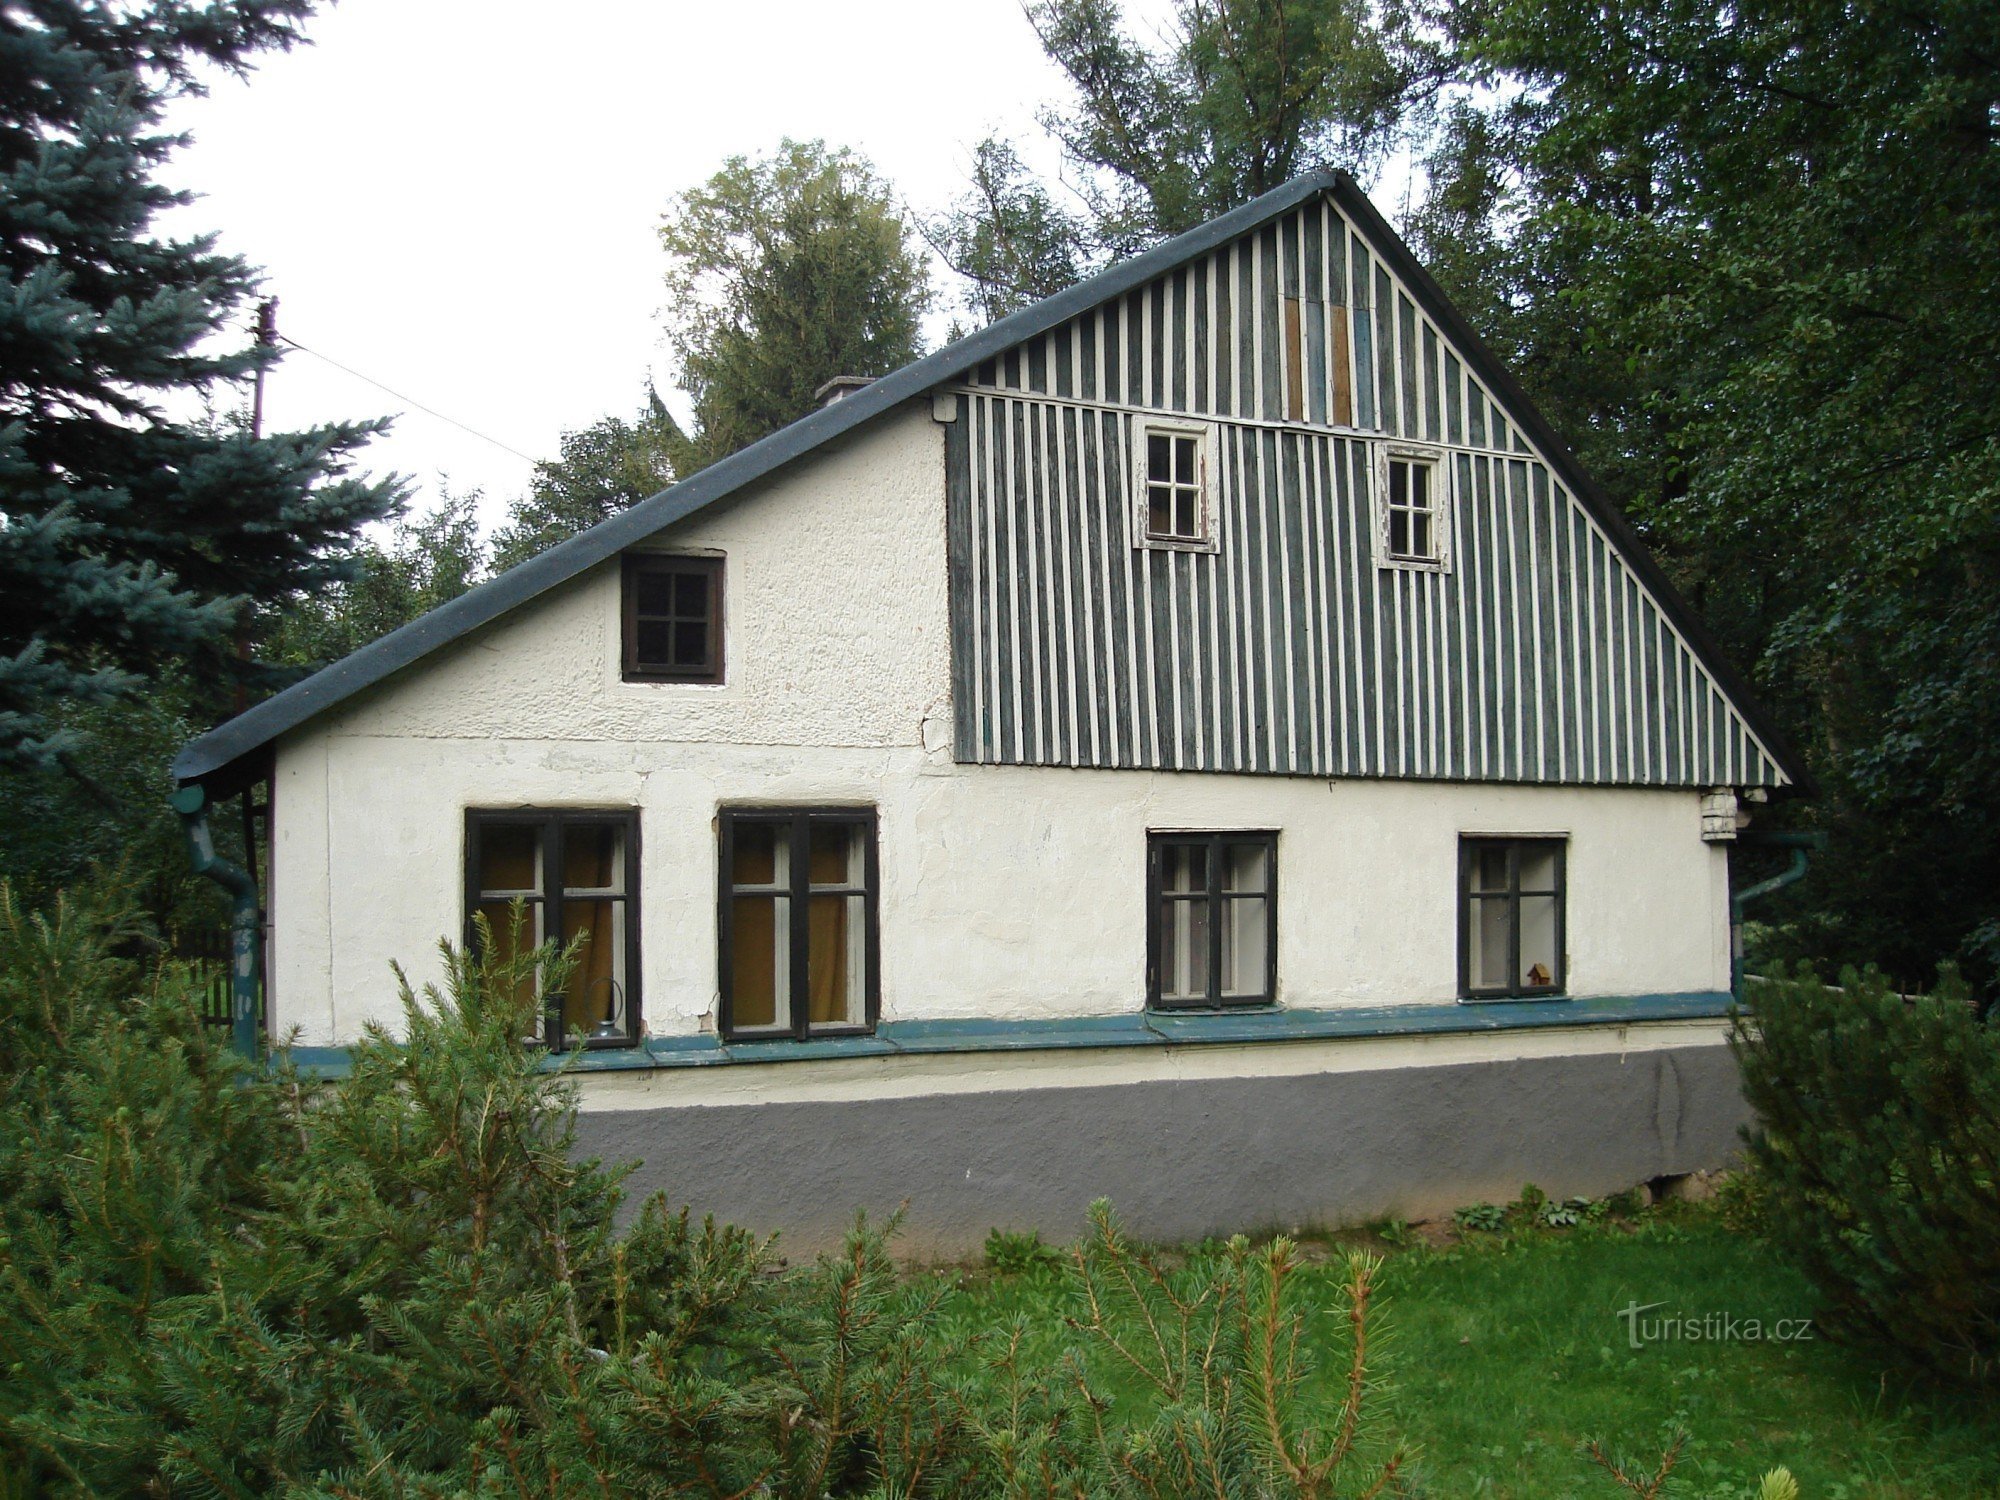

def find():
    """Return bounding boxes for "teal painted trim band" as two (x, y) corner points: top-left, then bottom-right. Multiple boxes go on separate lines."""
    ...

(264, 992), (1732, 1078)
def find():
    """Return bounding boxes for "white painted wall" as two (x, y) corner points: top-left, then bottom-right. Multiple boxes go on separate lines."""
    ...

(268, 401), (1732, 1047)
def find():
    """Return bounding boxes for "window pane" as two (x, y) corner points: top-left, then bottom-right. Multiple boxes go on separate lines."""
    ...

(731, 822), (785, 888)
(478, 824), (542, 896)
(1411, 511), (1432, 558)
(634, 620), (674, 668)
(563, 823), (624, 893)
(1389, 459), (1407, 507)
(1220, 895), (1268, 999)
(1174, 435), (1196, 485)
(1410, 463), (1430, 508)
(1159, 896), (1210, 1000)
(672, 620), (708, 666)
(807, 893), (867, 1025)
(1148, 433), (1171, 481)
(1469, 845), (1509, 895)
(1173, 490), (1197, 539)
(1222, 842), (1267, 894)
(808, 822), (864, 886)
(1470, 895), (1512, 989)
(1148, 484), (1174, 536)
(559, 897), (627, 1036)
(729, 894), (788, 1028)
(1161, 844), (1206, 895)
(1389, 508), (1410, 557)
(1519, 845), (1559, 894)
(634, 571), (675, 615)
(1520, 895), (1559, 988)
(674, 569), (708, 615)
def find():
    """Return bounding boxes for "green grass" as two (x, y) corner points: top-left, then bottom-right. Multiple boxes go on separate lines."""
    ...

(918, 1209), (2000, 1498)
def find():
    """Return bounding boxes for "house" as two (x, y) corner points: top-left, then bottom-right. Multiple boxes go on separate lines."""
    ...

(174, 172), (1805, 1252)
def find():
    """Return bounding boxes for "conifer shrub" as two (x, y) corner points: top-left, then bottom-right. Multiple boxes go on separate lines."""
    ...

(0, 887), (1418, 1496)
(1731, 965), (2000, 1384)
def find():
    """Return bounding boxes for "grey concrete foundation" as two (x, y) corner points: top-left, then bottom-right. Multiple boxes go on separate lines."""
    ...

(574, 1042), (1749, 1256)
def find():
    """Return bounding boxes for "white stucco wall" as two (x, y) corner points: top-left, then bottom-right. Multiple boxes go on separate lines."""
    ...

(267, 401), (1732, 1047)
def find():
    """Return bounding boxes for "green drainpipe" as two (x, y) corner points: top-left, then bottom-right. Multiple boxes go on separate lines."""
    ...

(169, 784), (262, 1060)
(1730, 830), (1827, 1005)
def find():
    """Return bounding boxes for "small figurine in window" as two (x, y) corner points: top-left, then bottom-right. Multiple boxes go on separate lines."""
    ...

(1527, 962), (1552, 986)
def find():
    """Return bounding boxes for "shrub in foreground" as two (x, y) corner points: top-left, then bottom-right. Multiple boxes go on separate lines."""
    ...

(1732, 965), (2000, 1384)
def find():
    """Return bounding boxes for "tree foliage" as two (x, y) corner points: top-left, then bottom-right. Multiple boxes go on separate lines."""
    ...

(489, 392), (682, 571)
(660, 139), (931, 473)
(1411, 0), (2000, 991)
(0, 882), (1410, 1496)
(0, 0), (401, 771)
(930, 0), (1424, 318)
(1732, 967), (2000, 1385)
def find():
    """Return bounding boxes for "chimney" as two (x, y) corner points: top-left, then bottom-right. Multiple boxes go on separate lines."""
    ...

(814, 375), (873, 408)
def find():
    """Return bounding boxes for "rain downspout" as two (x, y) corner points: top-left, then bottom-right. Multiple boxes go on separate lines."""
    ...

(169, 784), (261, 1060)
(1731, 830), (1826, 1004)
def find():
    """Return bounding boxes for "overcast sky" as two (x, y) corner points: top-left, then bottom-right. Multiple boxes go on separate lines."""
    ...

(161, 0), (1144, 531)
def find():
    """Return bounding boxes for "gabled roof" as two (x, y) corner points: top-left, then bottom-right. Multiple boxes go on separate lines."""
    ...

(176, 171), (1809, 792)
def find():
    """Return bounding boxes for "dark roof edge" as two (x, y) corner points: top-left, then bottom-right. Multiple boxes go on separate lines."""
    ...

(173, 172), (1340, 786)
(179, 168), (1807, 795)
(1325, 179), (1814, 795)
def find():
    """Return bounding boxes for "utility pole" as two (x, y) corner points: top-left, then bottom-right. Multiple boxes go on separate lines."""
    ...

(250, 297), (278, 440)
(235, 299), (279, 716)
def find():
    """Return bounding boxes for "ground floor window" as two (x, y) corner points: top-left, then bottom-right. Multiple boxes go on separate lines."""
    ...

(466, 809), (639, 1047)
(1459, 836), (1566, 999)
(1147, 832), (1276, 1008)
(719, 807), (878, 1039)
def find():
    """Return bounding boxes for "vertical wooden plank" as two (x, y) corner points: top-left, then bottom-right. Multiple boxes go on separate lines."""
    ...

(1374, 264), (1395, 436)
(1451, 452), (1475, 778)
(1052, 404), (1083, 765)
(1399, 294), (1421, 443)
(1422, 323), (1443, 444)
(1026, 403), (1055, 763)
(1349, 237), (1374, 430)
(1275, 430), (1302, 771)
(944, 396), (976, 763)
(1283, 296), (1306, 422)
(1096, 412), (1139, 768)
(1330, 310), (1354, 427)
(1168, 271), (1186, 411)
(1473, 457), (1498, 779)
(1195, 256), (1211, 415)
(1205, 251), (1220, 418)
(1227, 425), (1255, 771)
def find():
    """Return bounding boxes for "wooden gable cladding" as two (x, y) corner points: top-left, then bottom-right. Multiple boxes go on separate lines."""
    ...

(942, 187), (1790, 789)
(960, 197), (1527, 454)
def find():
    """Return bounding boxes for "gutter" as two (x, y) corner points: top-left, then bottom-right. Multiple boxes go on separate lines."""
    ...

(1731, 830), (1827, 1004)
(168, 785), (261, 1059)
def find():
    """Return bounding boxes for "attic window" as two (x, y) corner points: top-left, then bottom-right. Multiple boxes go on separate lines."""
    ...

(623, 554), (723, 684)
(1376, 444), (1450, 571)
(1133, 418), (1219, 552)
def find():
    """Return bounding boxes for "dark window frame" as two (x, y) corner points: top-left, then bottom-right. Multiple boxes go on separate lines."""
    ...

(1457, 836), (1567, 1001)
(464, 807), (643, 1050)
(622, 553), (725, 684)
(1145, 831), (1278, 1010)
(716, 806), (881, 1041)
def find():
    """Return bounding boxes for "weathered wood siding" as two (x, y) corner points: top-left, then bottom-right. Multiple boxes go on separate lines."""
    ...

(944, 196), (1789, 789)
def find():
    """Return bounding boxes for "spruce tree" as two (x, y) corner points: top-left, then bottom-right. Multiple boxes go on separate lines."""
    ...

(0, 0), (401, 771)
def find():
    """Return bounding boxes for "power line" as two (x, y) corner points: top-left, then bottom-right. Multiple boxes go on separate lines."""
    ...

(275, 332), (539, 463)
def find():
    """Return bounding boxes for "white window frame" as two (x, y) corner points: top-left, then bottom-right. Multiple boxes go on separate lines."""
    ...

(1374, 441), (1452, 573)
(1131, 417), (1221, 554)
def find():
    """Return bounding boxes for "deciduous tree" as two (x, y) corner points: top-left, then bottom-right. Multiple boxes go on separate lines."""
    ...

(660, 140), (930, 472)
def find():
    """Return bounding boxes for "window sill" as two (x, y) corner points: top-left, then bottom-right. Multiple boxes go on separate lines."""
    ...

(272, 993), (1731, 1078)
